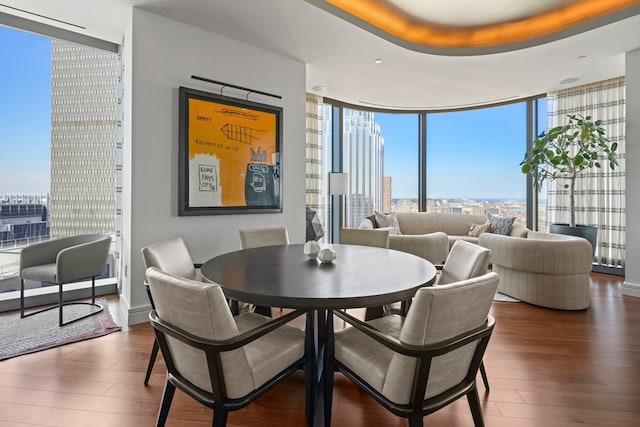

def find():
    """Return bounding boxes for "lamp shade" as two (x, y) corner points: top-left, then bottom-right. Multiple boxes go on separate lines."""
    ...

(329, 172), (349, 195)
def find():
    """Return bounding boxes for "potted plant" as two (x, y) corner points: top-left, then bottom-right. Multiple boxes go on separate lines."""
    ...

(520, 114), (618, 252)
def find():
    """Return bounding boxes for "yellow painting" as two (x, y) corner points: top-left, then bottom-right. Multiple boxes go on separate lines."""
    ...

(178, 87), (282, 215)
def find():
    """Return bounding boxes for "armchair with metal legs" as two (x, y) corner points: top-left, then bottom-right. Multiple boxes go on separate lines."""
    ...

(20, 234), (111, 327)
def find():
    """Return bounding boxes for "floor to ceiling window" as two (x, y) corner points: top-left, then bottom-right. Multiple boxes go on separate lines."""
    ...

(311, 97), (547, 235)
(0, 23), (121, 305)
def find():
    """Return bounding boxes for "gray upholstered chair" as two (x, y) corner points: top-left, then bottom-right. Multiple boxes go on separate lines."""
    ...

(146, 267), (306, 427)
(339, 227), (390, 248)
(20, 233), (111, 327)
(141, 236), (201, 385)
(238, 227), (290, 317)
(340, 228), (391, 320)
(331, 272), (499, 427)
(239, 226), (289, 249)
(384, 239), (493, 389)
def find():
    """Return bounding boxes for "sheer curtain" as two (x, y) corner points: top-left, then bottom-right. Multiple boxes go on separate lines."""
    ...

(546, 77), (626, 267)
(305, 94), (328, 241)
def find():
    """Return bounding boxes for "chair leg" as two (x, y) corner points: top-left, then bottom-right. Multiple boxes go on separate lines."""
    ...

(144, 339), (160, 385)
(59, 282), (65, 327)
(466, 386), (485, 427)
(156, 380), (176, 427)
(20, 279), (26, 318)
(212, 403), (228, 427)
(479, 361), (490, 391)
(408, 412), (424, 427)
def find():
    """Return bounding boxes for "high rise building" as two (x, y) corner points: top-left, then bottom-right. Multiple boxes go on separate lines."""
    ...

(383, 176), (392, 213)
(49, 40), (121, 237)
(342, 109), (384, 227)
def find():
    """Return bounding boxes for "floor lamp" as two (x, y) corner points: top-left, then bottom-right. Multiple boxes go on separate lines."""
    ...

(329, 172), (348, 243)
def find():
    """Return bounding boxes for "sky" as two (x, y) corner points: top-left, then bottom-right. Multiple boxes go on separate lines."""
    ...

(375, 103), (532, 200)
(0, 26), (51, 195)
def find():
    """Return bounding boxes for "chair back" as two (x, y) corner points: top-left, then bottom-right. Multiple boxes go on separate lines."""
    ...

(382, 272), (499, 404)
(339, 228), (390, 248)
(141, 237), (199, 280)
(438, 239), (491, 285)
(239, 227), (289, 249)
(20, 233), (111, 284)
(145, 267), (254, 398)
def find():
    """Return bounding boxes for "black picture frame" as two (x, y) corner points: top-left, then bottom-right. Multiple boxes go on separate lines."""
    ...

(178, 86), (283, 215)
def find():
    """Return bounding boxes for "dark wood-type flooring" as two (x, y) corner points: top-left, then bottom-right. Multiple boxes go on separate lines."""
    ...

(0, 272), (639, 426)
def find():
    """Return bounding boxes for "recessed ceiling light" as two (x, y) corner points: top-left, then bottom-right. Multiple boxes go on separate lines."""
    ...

(312, 85), (327, 92)
(374, 58), (382, 64)
(578, 55), (587, 59)
(560, 77), (579, 85)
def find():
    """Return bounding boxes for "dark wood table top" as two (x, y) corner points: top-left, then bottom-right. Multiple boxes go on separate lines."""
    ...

(200, 243), (437, 310)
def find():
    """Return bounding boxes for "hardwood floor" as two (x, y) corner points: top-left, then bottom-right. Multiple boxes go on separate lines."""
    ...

(1, 272), (639, 426)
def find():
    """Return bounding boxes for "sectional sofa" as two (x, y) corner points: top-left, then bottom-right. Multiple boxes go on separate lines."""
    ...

(359, 212), (529, 265)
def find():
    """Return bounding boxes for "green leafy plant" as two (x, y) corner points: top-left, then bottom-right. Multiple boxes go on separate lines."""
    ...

(520, 114), (618, 227)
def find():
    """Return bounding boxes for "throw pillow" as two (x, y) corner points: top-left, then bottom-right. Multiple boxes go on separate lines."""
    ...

(373, 211), (401, 235)
(487, 214), (516, 235)
(366, 214), (379, 228)
(468, 222), (493, 237)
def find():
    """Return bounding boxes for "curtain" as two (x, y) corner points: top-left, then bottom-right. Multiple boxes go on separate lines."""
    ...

(305, 94), (327, 240)
(546, 77), (626, 266)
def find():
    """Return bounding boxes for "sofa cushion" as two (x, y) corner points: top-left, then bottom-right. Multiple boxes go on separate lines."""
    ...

(468, 222), (493, 237)
(374, 211), (401, 235)
(488, 214), (516, 235)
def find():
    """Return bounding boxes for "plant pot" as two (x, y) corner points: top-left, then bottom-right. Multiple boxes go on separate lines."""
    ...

(549, 223), (597, 257)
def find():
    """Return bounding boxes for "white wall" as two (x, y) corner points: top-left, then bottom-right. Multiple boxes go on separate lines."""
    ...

(624, 47), (640, 298)
(119, 9), (306, 324)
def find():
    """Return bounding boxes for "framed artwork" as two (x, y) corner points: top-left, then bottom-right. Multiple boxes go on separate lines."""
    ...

(178, 86), (283, 215)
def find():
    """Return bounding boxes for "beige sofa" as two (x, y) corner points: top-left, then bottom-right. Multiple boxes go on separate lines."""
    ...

(479, 231), (593, 310)
(359, 212), (528, 265)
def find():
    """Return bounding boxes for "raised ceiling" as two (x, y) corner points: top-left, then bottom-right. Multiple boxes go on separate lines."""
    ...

(313, 0), (640, 51)
(1, 0), (640, 110)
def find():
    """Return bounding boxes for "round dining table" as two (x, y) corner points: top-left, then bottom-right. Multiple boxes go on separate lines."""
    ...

(200, 243), (437, 427)
(200, 243), (436, 310)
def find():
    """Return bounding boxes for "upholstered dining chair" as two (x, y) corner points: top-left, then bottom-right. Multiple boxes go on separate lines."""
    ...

(238, 227), (290, 317)
(331, 272), (499, 427)
(384, 239), (493, 390)
(339, 228), (391, 321)
(141, 236), (201, 385)
(339, 227), (390, 249)
(145, 267), (306, 427)
(239, 226), (289, 249)
(20, 233), (111, 327)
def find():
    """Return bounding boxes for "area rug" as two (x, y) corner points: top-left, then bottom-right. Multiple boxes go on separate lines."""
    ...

(0, 299), (121, 361)
(493, 292), (520, 302)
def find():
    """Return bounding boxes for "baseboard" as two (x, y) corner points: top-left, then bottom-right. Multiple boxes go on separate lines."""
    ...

(622, 281), (640, 298)
(116, 294), (151, 325)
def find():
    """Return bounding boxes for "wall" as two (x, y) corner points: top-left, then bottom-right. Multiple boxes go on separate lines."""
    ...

(624, 47), (640, 298)
(119, 9), (306, 324)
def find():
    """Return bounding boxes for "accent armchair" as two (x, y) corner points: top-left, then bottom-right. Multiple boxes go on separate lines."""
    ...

(20, 233), (111, 327)
(146, 267), (306, 427)
(331, 272), (499, 427)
